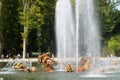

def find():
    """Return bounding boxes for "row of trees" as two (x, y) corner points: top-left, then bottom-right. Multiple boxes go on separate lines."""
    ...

(97, 0), (120, 56)
(0, 0), (56, 58)
(0, 0), (120, 58)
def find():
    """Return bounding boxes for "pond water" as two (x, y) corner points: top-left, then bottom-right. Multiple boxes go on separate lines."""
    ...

(0, 62), (120, 80)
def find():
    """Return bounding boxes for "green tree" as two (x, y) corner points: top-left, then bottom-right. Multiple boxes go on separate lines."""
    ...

(98, 0), (116, 35)
(37, 0), (56, 54)
(18, 0), (43, 58)
(0, 0), (2, 55)
(1, 0), (22, 55)
(97, 0), (120, 56)
(108, 34), (120, 56)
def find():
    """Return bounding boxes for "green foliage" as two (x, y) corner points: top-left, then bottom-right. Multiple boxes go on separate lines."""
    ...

(107, 34), (120, 56)
(97, 0), (116, 34)
(1, 0), (120, 56)
(37, 0), (56, 52)
(21, 31), (28, 39)
(27, 28), (38, 52)
(18, 0), (44, 39)
(70, 0), (75, 6)
(0, 0), (2, 30)
(97, 0), (120, 56)
(108, 34), (120, 51)
(103, 45), (115, 57)
(1, 0), (22, 50)
(18, 0), (57, 52)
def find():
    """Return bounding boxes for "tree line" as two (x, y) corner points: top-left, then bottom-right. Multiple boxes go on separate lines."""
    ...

(0, 0), (120, 58)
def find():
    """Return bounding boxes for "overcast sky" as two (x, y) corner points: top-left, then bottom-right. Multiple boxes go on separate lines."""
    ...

(113, 0), (120, 10)
(116, 5), (120, 10)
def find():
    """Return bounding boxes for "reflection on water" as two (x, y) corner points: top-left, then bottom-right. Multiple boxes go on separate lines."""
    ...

(0, 62), (120, 80)
(0, 72), (15, 74)
(79, 74), (107, 78)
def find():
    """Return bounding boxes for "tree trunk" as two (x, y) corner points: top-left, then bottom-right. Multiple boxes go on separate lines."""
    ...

(22, 26), (28, 59)
(23, 38), (26, 59)
(0, 1), (2, 56)
(22, 0), (29, 59)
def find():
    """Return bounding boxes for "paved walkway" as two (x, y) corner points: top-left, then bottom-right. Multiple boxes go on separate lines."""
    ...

(0, 58), (37, 62)
(0, 57), (119, 63)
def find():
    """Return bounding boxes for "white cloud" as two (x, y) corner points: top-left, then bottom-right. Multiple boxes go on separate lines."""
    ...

(116, 5), (120, 10)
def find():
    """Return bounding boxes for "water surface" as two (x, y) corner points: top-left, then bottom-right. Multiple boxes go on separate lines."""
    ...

(0, 62), (120, 80)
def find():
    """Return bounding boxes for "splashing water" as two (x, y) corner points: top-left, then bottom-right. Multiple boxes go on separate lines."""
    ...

(55, 0), (101, 69)
(0, 58), (32, 74)
(76, 0), (101, 57)
(55, 0), (75, 63)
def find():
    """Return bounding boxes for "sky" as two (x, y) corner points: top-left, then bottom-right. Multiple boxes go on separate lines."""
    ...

(113, 0), (120, 10)
(116, 5), (120, 10)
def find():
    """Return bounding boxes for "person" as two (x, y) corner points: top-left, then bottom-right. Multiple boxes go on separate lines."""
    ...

(17, 54), (21, 58)
(64, 64), (74, 72)
(26, 53), (29, 58)
(1, 54), (4, 60)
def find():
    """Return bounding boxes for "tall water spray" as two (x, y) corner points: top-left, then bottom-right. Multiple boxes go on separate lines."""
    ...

(76, 0), (101, 57)
(55, 0), (101, 68)
(55, 0), (75, 63)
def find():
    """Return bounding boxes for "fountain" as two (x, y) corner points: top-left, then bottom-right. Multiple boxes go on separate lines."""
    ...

(1, 0), (120, 80)
(76, 0), (101, 57)
(55, 1), (120, 78)
(0, 58), (32, 74)
(55, 0), (101, 71)
(55, 0), (76, 70)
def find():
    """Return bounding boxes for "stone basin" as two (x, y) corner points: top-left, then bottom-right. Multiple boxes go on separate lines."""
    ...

(0, 58), (120, 80)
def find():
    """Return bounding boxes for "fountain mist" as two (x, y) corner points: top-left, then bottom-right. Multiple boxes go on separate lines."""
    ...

(55, 0), (75, 63)
(0, 59), (32, 73)
(55, 0), (101, 69)
(76, 0), (101, 57)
